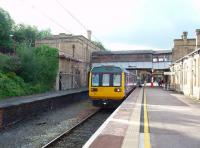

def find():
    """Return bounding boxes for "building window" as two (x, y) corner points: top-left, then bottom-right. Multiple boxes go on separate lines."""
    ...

(164, 55), (169, 61)
(102, 74), (110, 86)
(158, 58), (164, 62)
(153, 58), (157, 62)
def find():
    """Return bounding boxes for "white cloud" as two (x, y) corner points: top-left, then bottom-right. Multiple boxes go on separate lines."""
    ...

(0, 0), (199, 50)
(106, 43), (162, 51)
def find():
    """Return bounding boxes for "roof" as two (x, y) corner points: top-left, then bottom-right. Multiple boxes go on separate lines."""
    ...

(91, 65), (129, 73)
(36, 33), (99, 49)
(172, 48), (200, 64)
(174, 38), (196, 41)
(42, 34), (84, 40)
(92, 50), (172, 56)
(154, 50), (172, 54)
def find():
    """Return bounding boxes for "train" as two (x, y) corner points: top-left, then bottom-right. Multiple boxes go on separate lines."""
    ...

(89, 65), (137, 108)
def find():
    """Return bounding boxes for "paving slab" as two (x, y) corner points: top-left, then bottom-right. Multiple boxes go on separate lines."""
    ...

(146, 87), (200, 148)
(84, 87), (200, 148)
(83, 88), (143, 148)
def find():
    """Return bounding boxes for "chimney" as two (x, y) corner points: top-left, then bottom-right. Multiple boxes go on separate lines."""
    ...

(196, 29), (200, 49)
(87, 30), (92, 40)
(182, 31), (188, 40)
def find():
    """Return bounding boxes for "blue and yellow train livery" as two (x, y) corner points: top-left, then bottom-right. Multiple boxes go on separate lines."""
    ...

(89, 65), (137, 107)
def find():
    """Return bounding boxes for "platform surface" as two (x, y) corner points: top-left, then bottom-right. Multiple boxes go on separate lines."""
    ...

(84, 87), (200, 148)
(0, 88), (87, 108)
(147, 87), (200, 148)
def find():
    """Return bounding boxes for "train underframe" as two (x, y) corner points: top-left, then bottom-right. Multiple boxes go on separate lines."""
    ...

(92, 99), (124, 108)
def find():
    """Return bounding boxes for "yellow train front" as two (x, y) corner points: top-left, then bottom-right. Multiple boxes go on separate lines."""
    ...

(89, 65), (136, 108)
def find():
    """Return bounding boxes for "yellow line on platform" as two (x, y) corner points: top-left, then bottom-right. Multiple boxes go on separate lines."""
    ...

(144, 88), (151, 148)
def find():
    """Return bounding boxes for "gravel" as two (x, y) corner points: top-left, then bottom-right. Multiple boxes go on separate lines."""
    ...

(49, 109), (113, 148)
(0, 99), (98, 148)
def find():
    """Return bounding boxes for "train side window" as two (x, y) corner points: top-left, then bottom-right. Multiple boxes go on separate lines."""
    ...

(113, 74), (121, 86)
(92, 74), (99, 86)
(102, 74), (110, 86)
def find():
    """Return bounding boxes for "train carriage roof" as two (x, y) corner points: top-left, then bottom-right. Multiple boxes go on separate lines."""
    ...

(91, 65), (130, 73)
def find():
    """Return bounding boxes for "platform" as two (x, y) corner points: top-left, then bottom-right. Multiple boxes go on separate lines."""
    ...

(83, 87), (200, 148)
(0, 88), (88, 129)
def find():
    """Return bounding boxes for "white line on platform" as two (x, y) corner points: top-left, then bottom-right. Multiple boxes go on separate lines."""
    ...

(139, 133), (145, 148)
(82, 105), (122, 148)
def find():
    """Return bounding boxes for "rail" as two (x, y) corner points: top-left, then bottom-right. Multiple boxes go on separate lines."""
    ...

(41, 109), (100, 148)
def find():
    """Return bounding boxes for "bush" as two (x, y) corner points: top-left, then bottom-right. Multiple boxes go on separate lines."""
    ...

(0, 72), (54, 99)
(0, 45), (58, 99)
(28, 83), (50, 94)
(34, 45), (58, 86)
(0, 54), (21, 73)
(0, 72), (27, 99)
(16, 44), (36, 82)
(0, 54), (9, 70)
(0, 44), (58, 99)
(17, 44), (58, 87)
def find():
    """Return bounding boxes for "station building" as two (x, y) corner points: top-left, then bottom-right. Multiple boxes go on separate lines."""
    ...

(35, 32), (101, 90)
(172, 31), (197, 62)
(170, 29), (200, 99)
(91, 50), (172, 84)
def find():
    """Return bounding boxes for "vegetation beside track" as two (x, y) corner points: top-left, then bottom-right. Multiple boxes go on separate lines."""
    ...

(0, 7), (58, 99)
(0, 45), (58, 99)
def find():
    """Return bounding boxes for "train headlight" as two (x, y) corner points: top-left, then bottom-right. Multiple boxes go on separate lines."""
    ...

(114, 88), (121, 92)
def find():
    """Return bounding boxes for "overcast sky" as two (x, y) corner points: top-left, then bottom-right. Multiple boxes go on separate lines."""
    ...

(0, 0), (200, 50)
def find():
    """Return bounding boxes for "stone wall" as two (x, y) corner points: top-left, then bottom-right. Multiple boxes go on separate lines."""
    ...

(170, 29), (200, 99)
(172, 31), (198, 62)
(196, 29), (200, 49)
(35, 34), (100, 90)
(170, 49), (200, 99)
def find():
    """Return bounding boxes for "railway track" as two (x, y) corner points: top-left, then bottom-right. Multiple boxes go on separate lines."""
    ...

(41, 109), (113, 148)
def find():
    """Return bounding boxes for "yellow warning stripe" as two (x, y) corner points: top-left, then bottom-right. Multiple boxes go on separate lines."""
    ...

(144, 88), (151, 148)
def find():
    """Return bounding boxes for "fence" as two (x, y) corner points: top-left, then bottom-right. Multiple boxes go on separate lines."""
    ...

(59, 72), (81, 90)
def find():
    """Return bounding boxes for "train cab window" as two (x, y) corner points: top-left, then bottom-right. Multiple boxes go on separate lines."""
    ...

(113, 74), (121, 86)
(102, 74), (110, 86)
(92, 74), (99, 86)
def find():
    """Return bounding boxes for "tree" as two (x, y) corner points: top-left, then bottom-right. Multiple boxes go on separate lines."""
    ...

(13, 24), (36, 47)
(92, 41), (106, 50)
(0, 7), (14, 50)
(13, 24), (51, 47)
(16, 44), (58, 87)
(37, 29), (51, 39)
(15, 44), (36, 81)
(34, 45), (58, 86)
